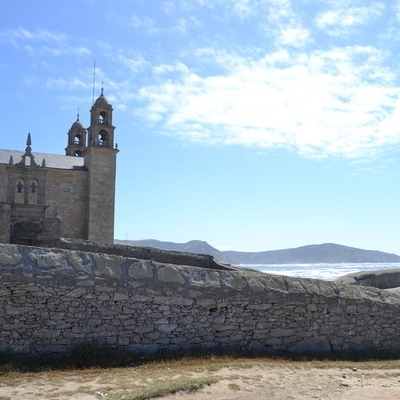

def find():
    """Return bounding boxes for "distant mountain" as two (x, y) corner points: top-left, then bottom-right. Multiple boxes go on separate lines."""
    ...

(115, 240), (400, 265)
(115, 239), (234, 264)
(224, 243), (400, 264)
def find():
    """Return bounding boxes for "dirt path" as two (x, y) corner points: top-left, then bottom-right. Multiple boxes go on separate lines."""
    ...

(1, 365), (400, 399)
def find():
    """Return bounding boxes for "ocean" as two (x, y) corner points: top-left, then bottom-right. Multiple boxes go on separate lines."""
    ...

(239, 263), (400, 281)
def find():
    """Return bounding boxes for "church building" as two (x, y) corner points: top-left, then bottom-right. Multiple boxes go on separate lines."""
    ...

(0, 89), (118, 246)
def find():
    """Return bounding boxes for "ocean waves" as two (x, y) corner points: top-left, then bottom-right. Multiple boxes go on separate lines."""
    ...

(240, 263), (400, 281)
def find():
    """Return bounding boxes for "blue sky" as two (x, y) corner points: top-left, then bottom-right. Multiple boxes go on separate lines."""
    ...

(1, 0), (400, 255)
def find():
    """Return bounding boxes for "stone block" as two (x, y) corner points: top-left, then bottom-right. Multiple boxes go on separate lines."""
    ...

(94, 253), (123, 279)
(33, 329), (61, 339)
(221, 273), (246, 290)
(0, 244), (22, 265)
(68, 288), (87, 298)
(288, 336), (331, 354)
(205, 271), (222, 288)
(114, 292), (129, 301)
(28, 250), (67, 270)
(157, 265), (184, 284)
(157, 324), (177, 332)
(249, 340), (267, 351)
(270, 328), (296, 337)
(128, 261), (154, 279)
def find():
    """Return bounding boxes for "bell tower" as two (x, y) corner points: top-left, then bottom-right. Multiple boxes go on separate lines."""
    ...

(65, 113), (87, 156)
(87, 87), (115, 148)
(84, 88), (118, 243)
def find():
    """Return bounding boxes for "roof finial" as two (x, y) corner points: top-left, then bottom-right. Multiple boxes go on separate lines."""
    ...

(26, 133), (32, 152)
(77, 108), (80, 121)
(101, 81), (104, 96)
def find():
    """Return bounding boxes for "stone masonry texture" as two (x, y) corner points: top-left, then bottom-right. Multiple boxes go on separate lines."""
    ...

(1, 243), (400, 355)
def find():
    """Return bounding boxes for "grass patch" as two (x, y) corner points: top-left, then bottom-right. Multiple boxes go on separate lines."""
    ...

(2, 344), (400, 373)
(228, 383), (241, 390)
(1, 345), (400, 399)
(126, 377), (220, 400)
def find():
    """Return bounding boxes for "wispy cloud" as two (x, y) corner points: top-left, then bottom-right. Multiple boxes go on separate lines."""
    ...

(0, 27), (68, 43)
(0, 27), (91, 56)
(138, 45), (400, 159)
(259, 0), (311, 48)
(130, 14), (161, 36)
(277, 24), (311, 47)
(45, 77), (89, 90)
(316, 2), (385, 36)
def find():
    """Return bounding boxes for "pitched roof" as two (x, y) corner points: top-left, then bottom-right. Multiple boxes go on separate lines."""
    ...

(0, 149), (87, 171)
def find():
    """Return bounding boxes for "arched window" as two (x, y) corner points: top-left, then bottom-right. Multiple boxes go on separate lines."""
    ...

(15, 178), (25, 204)
(98, 130), (108, 147)
(74, 134), (82, 145)
(74, 150), (82, 157)
(28, 179), (39, 204)
(99, 111), (107, 124)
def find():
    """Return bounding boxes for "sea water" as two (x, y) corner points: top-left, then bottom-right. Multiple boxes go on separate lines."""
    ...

(239, 263), (400, 281)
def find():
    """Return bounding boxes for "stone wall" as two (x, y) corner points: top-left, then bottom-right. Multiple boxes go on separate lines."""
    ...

(1, 243), (400, 355)
(59, 238), (231, 270)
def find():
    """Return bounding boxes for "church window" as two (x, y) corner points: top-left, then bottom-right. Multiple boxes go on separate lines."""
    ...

(74, 134), (82, 144)
(74, 150), (82, 157)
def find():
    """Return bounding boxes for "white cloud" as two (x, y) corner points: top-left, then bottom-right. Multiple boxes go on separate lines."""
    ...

(278, 25), (311, 47)
(231, 0), (253, 19)
(137, 45), (400, 159)
(316, 2), (385, 36)
(258, 0), (311, 48)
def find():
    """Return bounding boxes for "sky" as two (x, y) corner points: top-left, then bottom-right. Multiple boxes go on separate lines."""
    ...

(1, 0), (399, 255)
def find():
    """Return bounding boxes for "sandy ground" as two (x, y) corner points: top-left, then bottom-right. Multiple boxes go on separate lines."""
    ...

(161, 365), (400, 400)
(2, 365), (400, 399)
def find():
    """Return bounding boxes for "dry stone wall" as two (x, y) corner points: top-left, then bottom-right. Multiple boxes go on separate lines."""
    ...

(1, 243), (400, 355)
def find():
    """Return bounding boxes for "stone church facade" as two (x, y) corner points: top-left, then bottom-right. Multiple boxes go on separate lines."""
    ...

(0, 89), (118, 246)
